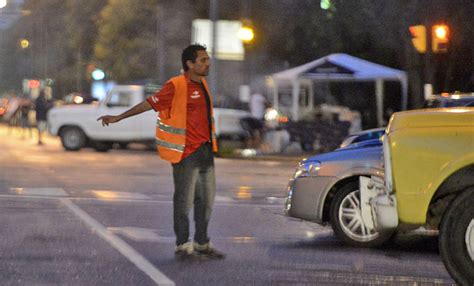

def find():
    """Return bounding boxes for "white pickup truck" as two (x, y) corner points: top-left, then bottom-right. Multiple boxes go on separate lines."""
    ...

(48, 85), (250, 152)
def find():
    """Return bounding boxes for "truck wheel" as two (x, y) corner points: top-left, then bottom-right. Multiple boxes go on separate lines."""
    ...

(60, 127), (86, 151)
(93, 141), (113, 152)
(330, 181), (394, 247)
(439, 188), (474, 286)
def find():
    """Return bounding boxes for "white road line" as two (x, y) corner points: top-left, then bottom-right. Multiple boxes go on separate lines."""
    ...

(0, 194), (284, 208)
(60, 198), (175, 286)
(10, 187), (69, 197)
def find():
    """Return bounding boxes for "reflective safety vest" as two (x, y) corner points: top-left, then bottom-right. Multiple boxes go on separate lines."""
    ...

(155, 75), (218, 163)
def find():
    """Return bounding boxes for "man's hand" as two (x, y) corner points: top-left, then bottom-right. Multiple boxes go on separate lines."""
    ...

(97, 115), (121, 126)
(97, 101), (152, 126)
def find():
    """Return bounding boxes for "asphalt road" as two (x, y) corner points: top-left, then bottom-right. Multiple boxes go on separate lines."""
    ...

(0, 124), (455, 285)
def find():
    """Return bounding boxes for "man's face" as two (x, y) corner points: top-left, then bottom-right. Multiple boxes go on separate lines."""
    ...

(188, 50), (210, 76)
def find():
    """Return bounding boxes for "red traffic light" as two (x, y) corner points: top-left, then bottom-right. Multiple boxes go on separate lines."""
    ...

(28, 79), (40, 89)
(432, 24), (449, 53)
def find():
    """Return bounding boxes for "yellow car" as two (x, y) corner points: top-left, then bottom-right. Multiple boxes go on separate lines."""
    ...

(360, 107), (474, 285)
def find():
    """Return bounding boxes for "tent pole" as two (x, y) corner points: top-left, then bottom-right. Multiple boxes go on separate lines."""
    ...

(376, 79), (384, 127)
(401, 76), (408, 110)
(292, 80), (300, 121)
(272, 79), (279, 111)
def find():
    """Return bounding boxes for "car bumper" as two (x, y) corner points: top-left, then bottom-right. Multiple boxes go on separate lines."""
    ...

(285, 176), (338, 223)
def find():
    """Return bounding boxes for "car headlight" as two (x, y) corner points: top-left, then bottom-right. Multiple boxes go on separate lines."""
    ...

(293, 161), (321, 179)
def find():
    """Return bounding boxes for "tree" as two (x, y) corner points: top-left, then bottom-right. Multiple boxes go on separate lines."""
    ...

(94, 0), (159, 83)
(0, 0), (73, 95)
(63, 0), (108, 92)
(2, 0), (107, 97)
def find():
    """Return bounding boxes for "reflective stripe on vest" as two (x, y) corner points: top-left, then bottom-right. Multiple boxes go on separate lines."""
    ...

(157, 119), (186, 135)
(155, 138), (185, 152)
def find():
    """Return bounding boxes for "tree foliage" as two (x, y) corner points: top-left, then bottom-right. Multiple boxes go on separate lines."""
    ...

(94, 0), (158, 83)
(0, 0), (471, 103)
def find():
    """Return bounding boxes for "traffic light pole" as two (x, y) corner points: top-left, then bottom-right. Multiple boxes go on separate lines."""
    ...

(423, 20), (435, 92)
(209, 0), (219, 101)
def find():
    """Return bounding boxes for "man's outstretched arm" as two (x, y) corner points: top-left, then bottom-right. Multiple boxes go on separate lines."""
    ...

(97, 100), (153, 126)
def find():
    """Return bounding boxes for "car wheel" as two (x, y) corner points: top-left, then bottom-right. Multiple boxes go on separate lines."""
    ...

(439, 187), (474, 286)
(60, 127), (86, 151)
(118, 142), (129, 149)
(330, 181), (394, 247)
(93, 141), (113, 152)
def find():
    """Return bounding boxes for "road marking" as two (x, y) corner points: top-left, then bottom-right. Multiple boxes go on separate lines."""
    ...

(265, 197), (286, 204)
(215, 195), (235, 202)
(60, 198), (174, 286)
(0, 193), (285, 209)
(90, 190), (151, 200)
(107, 227), (174, 243)
(10, 187), (68, 197)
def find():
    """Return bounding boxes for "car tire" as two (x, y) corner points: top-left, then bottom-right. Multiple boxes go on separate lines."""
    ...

(118, 142), (128, 149)
(439, 187), (474, 286)
(60, 127), (86, 151)
(329, 181), (394, 247)
(93, 141), (113, 152)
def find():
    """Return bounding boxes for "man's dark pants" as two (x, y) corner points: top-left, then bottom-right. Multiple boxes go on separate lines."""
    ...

(172, 143), (216, 246)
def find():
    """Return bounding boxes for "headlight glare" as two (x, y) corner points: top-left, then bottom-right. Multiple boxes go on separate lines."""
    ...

(308, 162), (321, 176)
(293, 164), (308, 179)
(293, 161), (321, 179)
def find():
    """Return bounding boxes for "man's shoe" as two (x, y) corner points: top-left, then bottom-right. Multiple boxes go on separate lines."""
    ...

(174, 242), (195, 261)
(193, 242), (225, 259)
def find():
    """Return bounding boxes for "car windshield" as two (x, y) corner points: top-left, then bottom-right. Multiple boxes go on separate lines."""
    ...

(339, 129), (385, 148)
(423, 98), (474, 108)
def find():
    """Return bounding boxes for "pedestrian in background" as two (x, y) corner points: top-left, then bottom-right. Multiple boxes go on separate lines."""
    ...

(34, 90), (52, 145)
(240, 91), (267, 148)
(19, 95), (33, 139)
(97, 44), (225, 260)
(249, 91), (266, 121)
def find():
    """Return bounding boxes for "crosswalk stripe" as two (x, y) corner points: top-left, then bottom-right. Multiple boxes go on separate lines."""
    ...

(60, 198), (175, 286)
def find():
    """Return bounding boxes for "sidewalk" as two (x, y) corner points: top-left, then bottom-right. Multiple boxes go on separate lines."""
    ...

(0, 122), (60, 147)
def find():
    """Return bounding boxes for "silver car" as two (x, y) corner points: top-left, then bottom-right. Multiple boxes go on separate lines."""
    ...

(284, 138), (394, 247)
(338, 127), (385, 149)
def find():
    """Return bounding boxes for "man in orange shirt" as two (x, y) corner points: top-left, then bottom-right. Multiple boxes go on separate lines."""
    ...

(97, 44), (224, 260)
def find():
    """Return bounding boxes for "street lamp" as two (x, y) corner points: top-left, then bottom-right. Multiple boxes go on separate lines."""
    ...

(238, 21), (255, 87)
(19, 38), (29, 49)
(238, 26), (254, 44)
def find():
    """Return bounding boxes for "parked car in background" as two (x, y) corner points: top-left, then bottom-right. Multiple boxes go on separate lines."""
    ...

(62, 92), (98, 105)
(0, 98), (8, 118)
(48, 85), (250, 152)
(423, 92), (474, 108)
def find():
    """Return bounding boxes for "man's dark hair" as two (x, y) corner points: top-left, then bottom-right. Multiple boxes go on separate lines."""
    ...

(181, 44), (207, 71)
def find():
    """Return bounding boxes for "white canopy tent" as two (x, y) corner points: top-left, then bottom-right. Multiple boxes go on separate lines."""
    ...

(269, 53), (408, 127)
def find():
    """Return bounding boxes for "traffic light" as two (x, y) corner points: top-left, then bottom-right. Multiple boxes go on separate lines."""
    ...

(28, 79), (40, 89)
(409, 25), (426, 53)
(91, 69), (105, 81)
(432, 24), (449, 53)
